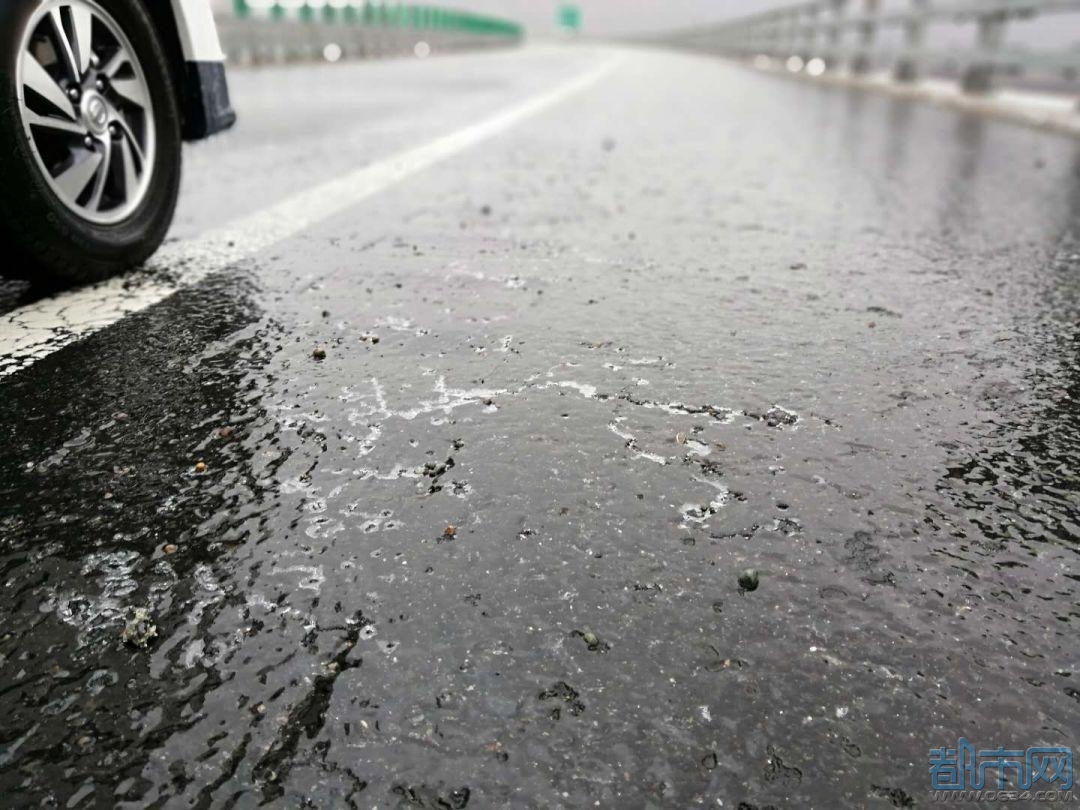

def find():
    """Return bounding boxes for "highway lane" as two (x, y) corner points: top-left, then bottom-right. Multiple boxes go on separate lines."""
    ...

(0, 47), (611, 368)
(1, 45), (1079, 807)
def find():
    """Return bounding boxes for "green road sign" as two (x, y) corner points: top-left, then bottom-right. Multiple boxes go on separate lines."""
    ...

(558, 4), (580, 32)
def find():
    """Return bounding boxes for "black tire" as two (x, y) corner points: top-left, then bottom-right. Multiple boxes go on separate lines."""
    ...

(0, 0), (181, 282)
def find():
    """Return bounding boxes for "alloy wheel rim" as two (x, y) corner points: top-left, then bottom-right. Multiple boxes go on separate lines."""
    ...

(16, 0), (156, 224)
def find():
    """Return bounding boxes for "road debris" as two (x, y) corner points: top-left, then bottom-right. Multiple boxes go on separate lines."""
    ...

(738, 568), (760, 592)
(571, 629), (611, 652)
(538, 681), (585, 718)
(120, 608), (158, 648)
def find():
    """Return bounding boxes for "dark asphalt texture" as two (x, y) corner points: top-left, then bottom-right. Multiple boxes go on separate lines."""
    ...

(1, 46), (1079, 809)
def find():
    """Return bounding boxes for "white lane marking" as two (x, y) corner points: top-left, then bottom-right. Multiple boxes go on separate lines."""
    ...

(0, 55), (621, 379)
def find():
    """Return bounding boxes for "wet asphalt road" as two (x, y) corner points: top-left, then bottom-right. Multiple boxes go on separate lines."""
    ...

(2, 44), (1079, 809)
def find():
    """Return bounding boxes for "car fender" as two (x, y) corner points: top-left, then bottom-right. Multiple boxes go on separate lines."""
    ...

(170, 0), (223, 62)
(166, 0), (235, 139)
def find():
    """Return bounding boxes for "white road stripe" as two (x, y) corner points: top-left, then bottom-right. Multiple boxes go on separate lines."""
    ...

(0, 55), (621, 379)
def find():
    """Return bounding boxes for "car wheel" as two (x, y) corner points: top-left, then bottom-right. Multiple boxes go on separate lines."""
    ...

(0, 0), (182, 282)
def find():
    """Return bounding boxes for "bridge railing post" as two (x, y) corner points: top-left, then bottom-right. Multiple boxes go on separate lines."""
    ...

(962, 5), (1007, 93)
(782, 7), (799, 58)
(775, 12), (786, 57)
(824, 0), (847, 70)
(894, 0), (928, 81)
(851, 0), (879, 74)
(802, 4), (821, 61)
(790, 7), (802, 59)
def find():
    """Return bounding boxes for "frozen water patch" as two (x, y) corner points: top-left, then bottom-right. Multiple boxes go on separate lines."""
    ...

(374, 315), (429, 336)
(552, 381), (598, 399)
(343, 423), (382, 458)
(684, 439), (711, 457)
(608, 419), (667, 465)
(305, 516), (346, 540)
(353, 464), (423, 482)
(449, 481), (473, 498)
(342, 508), (402, 533)
(273, 565), (325, 592)
(278, 410), (330, 432)
(41, 550), (143, 644)
(186, 564), (227, 625)
(356, 376), (508, 421)
(280, 476), (319, 496)
(678, 478), (731, 527)
(626, 356), (672, 367)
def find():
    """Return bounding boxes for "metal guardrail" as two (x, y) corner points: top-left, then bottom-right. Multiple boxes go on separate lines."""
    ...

(660, 0), (1080, 93)
(221, 1), (524, 65)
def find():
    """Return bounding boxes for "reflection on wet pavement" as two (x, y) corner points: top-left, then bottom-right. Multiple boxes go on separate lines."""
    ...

(1, 48), (1079, 807)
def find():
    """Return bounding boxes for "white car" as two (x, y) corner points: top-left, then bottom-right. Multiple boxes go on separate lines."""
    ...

(1, 0), (235, 280)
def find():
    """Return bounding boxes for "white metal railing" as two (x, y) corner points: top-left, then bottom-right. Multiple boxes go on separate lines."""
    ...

(659, 0), (1080, 93)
